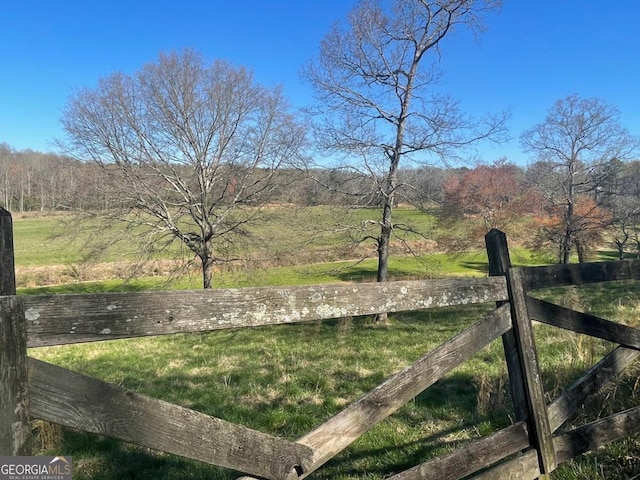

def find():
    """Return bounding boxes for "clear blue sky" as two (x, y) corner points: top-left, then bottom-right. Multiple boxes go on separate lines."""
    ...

(1, 1), (639, 165)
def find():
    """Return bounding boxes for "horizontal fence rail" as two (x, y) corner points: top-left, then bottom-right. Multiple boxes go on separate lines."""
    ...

(16, 276), (508, 347)
(522, 258), (640, 289)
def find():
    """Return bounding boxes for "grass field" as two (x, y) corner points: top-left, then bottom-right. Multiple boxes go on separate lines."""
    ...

(12, 207), (554, 293)
(9, 211), (640, 479)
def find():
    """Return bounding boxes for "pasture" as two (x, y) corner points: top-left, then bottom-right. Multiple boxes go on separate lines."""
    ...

(9, 211), (640, 479)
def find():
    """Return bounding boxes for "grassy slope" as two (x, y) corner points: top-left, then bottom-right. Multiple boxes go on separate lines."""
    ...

(12, 212), (640, 479)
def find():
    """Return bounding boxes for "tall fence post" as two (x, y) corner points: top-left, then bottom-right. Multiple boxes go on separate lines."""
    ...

(0, 208), (30, 455)
(485, 229), (556, 478)
(505, 267), (556, 477)
(485, 229), (528, 421)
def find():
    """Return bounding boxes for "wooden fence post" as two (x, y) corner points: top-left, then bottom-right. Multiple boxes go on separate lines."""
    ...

(0, 208), (30, 455)
(506, 267), (556, 477)
(485, 229), (528, 421)
(486, 229), (556, 478)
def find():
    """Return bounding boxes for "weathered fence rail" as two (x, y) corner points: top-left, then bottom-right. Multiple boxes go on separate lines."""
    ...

(1, 211), (640, 479)
(21, 276), (508, 347)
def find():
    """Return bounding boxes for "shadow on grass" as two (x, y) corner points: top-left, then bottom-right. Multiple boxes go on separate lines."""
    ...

(321, 360), (640, 479)
(458, 261), (489, 275)
(332, 267), (454, 283)
(598, 249), (640, 261)
(52, 431), (234, 480)
(317, 371), (514, 479)
(332, 266), (378, 283)
(38, 348), (640, 480)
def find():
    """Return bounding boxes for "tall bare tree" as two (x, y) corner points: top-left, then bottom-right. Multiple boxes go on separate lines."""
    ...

(521, 94), (640, 263)
(62, 50), (306, 288)
(599, 160), (640, 259)
(303, 0), (508, 284)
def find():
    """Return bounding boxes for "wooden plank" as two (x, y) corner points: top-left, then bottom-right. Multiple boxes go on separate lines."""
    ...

(553, 405), (640, 464)
(506, 268), (556, 477)
(0, 209), (16, 295)
(485, 228), (529, 421)
(386, 421), (530, 480)
(390, 394), (640, 480)
(28, 357), (314, 480)
(297, 304), (512, 474)
(468, 448), (540, 480)
(0, 296), (30, 455)
(471, 405), (640, 480)
(547, 346), (640, 432)
(522, 259), (640, 290)
(527, 297), (640, 349)
(18, 277), (508, 347)
(0, 208), (30, 456)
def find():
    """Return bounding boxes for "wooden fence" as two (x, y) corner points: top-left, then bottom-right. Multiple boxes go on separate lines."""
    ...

(1, 211), (640, 479)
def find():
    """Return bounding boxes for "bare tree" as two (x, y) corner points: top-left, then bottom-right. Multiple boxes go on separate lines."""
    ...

(61, 50), (306, 288)
(605, 160), (640, 259)
(303, 0), (508, 285)
(521, 94), (640, 263)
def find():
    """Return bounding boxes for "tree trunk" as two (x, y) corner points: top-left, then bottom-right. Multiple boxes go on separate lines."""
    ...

(562, 200), (574, 264)
(375, 175), (395, 323)
(377, 204), (392, 283)
(561, 233), (571, 264)
(615, 240), (625, 260)
(374, 232), (389, 323)
(575, 239), (586, 263)
(201, 255), (214, 289)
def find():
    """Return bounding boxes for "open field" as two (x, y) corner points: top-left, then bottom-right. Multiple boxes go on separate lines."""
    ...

(10, 211), (640, 479)
(12, 208), (555, 292)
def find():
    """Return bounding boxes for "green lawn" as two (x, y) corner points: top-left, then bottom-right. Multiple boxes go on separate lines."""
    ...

(12, 214), (83, 266)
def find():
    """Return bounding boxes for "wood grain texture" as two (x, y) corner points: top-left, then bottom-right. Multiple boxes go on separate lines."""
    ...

(18, 277), (508, 347)
(547, 346), (640, 433)
(553, 405), (640, 464)
(297, 304), (512, 474)
(431, 406), (640, 479)
(506, 268), (556, 476)
(0, 208), (30, 456)
(527, 297), (640, 349)
(0, 209), (15, 296)
(0, 296), (30, 455)
(387, 421), (530, 480)
(522, 259), (640, 290)
(468, 448), (540, 480)
(485, 228), (528, 421)
(28, 358), (313, 480)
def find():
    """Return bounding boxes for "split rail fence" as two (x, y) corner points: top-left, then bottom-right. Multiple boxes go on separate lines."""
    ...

(2, 209), (640, 479)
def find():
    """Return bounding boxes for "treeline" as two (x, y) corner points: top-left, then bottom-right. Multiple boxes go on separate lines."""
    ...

(0, 143), (109, 211)
(0, 143), (450, 212)
(4, 142), (640, 260)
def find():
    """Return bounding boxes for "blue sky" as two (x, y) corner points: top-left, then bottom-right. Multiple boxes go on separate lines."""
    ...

(1, 1), (639, 165)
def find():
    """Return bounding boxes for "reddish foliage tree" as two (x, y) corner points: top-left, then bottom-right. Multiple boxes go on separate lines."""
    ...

(438, 160), (543, 251)
(443, 161), (541, 229)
